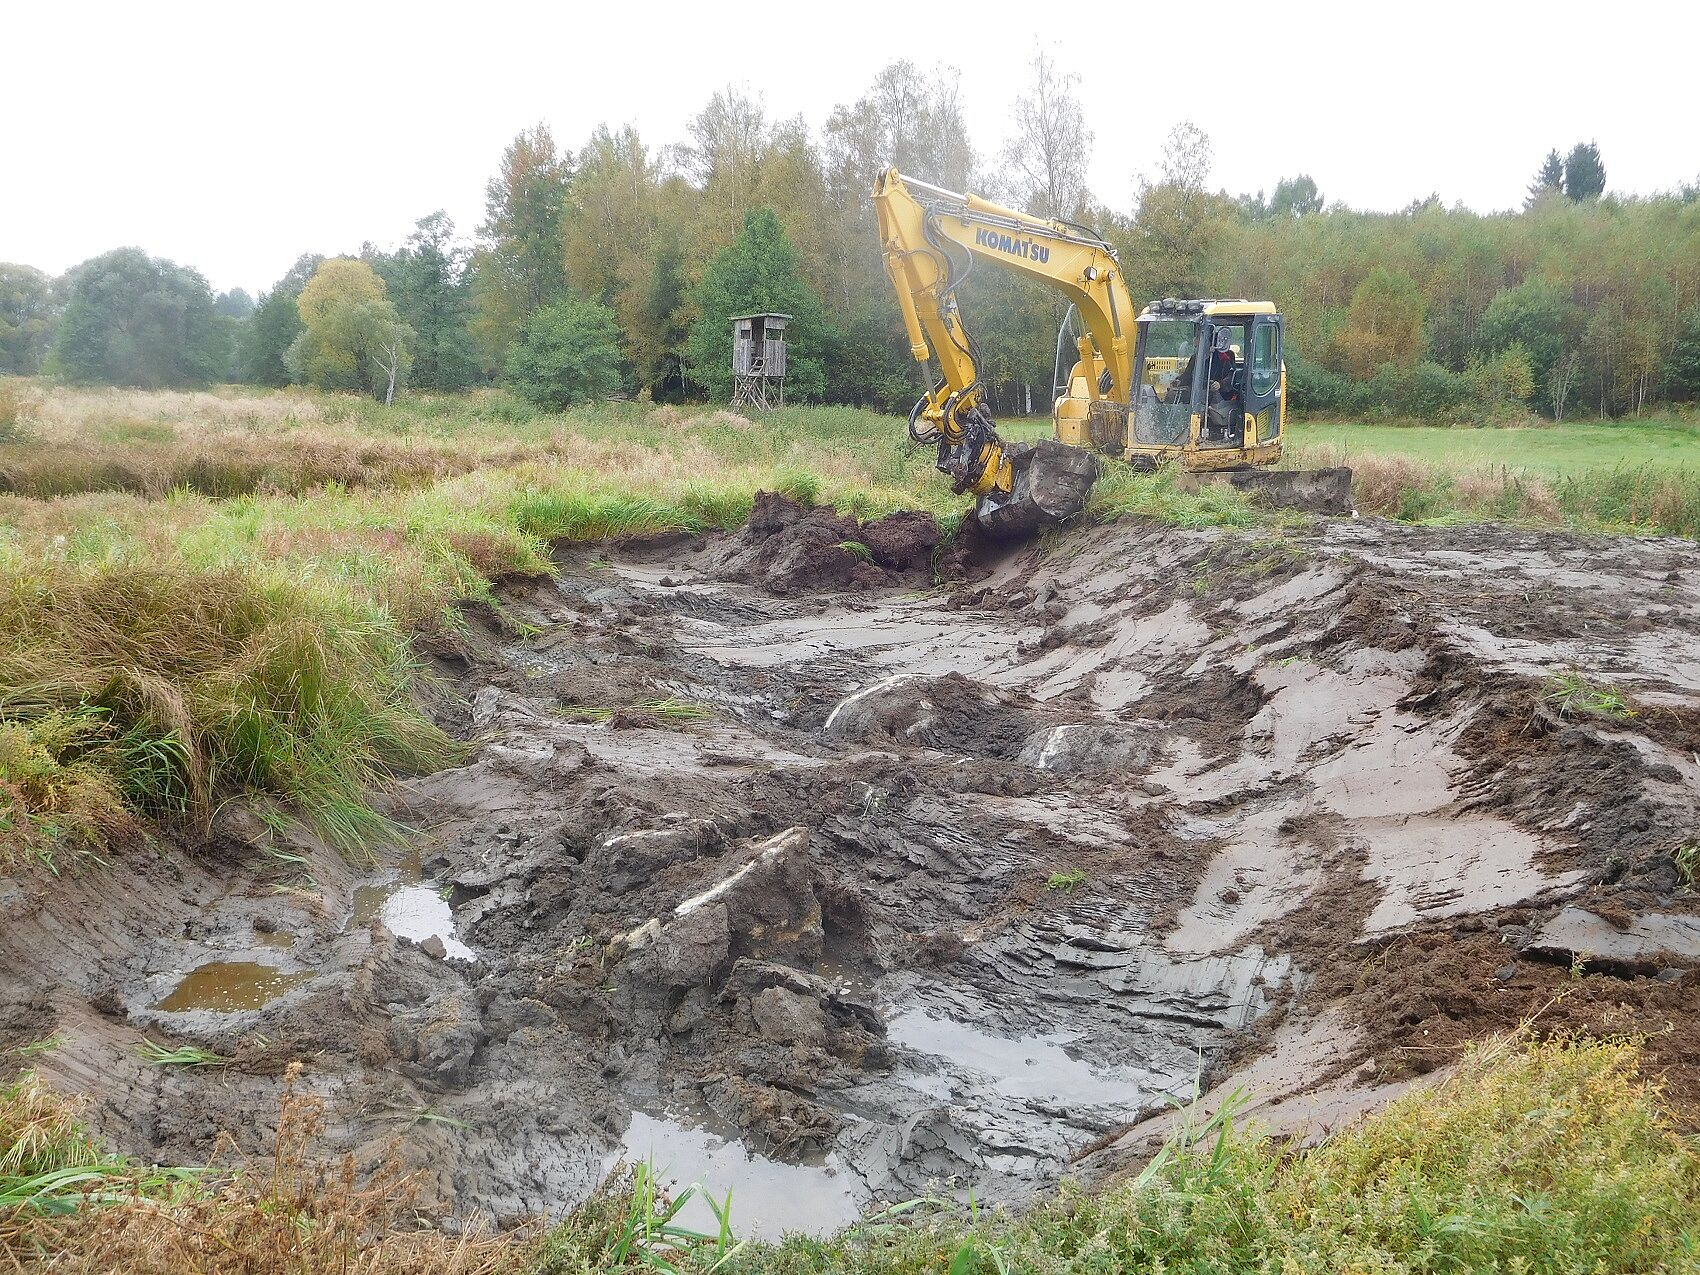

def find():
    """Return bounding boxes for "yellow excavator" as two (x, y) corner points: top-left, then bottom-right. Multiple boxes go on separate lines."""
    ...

(873, 169), (1348, 535)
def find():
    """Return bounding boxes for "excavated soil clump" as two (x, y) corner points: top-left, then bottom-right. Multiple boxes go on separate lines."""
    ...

(5, 510), (1700, 1235)
(703, 491), (943, 594)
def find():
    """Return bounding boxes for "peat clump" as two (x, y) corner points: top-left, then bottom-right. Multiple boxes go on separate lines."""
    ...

(706, 491), (941, 594)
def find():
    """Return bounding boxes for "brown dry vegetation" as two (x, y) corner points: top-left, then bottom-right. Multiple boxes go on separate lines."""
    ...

(3, 1067), (530, 1274)
(1295, 442), (1700, 536)
(3, 386), (579, 500)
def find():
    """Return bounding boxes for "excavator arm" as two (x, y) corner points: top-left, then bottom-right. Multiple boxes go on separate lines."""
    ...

(873, 169), (1129, 533)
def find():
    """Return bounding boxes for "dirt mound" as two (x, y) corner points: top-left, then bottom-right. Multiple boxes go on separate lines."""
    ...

(705, 491), (942, 594)
(1129, 667), (1269, 758)
(1311, 926), (1700, 1117)
(823, 672), (1044, 759)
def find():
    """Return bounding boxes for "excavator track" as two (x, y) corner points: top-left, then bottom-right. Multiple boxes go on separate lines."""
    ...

(975, 438), (1099, 538)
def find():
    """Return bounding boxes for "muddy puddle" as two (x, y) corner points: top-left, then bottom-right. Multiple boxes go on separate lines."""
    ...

(154, 961), (313, 1013)
(608, 1109), (860, 1240)
(144, 859), (474, 1021)
(8, 502), (1700, 1234)
(352, 864), (475, 961)
(884, 1008), (1167, 1114)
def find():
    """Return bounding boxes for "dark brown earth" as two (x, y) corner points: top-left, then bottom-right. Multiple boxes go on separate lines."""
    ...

(699, 491), (942, 594)
(4, 497), (1698, 1238)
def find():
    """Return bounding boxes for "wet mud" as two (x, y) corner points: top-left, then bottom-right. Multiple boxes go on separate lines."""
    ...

(4, 499), (1699, 1235)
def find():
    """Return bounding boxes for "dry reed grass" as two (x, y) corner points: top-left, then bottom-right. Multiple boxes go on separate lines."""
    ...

(4, 1066), (533, 1274)
(0, 387), (794, 503)
(1294, 438), (1700, 536)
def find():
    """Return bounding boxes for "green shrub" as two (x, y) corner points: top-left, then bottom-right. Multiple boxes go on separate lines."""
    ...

(1399, 360), (1473, 419)
(504, 296), (624, 411)
(1469, 342), (1537, 408)
(472, 390), (539, 426)
(1286, 353), (1361, 416)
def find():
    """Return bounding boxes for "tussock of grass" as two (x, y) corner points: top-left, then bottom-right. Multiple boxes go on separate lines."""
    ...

(0, 1072), (106, 1190)
(559, 698), (714, 725)
(1547, 670), (1639, 720)
(1086, 464), (1268, 530)
(0, 1071), (198, 1237)
(0, 564), (457, 863)
(136, 1042), (228, 1069)
(1675, 843), (1698, 890)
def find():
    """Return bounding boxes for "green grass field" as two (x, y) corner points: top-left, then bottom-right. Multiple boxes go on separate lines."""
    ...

(1291, 417), (1700, 476)
(1009, 411), (1700, 478)
(1000, 410), (1700, 535)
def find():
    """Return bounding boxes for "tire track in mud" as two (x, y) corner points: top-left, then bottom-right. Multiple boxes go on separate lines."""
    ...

(5, 503), (1699, 1236)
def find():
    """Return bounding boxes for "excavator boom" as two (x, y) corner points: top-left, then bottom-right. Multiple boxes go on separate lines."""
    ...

(874, 169), (1116, 535)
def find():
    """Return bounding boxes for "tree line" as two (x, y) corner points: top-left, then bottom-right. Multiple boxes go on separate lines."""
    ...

(4, 58), (1700, 422)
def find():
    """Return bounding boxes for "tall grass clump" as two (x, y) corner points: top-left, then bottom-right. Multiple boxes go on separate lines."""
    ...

(1553, 466), (1700, 538)
(0, 1071), (113, 1214)
(1088, 463), (1267, 529)
(0, 562), (456, 864)
(0, 1070), (197, 1240)
(0, 379), (32, 443)
(1300, 439), (1700, 538)
(504, 484), (698, 543)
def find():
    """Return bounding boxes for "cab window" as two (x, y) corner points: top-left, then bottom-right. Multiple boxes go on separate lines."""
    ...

(1140, 320), (1196, 358)
(1251, 323), (1279, 398)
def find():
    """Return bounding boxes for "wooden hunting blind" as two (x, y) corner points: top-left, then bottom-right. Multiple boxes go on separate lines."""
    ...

(730, 313), (790, 410)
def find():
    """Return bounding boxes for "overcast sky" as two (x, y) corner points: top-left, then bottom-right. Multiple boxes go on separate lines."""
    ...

(7, 0), (1695, 295)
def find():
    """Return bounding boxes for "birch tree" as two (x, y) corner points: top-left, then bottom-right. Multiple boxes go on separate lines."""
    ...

(1000, 52), (1093, 222)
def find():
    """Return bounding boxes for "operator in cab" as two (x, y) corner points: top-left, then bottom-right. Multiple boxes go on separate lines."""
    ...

(1206, 327), (1243, 442)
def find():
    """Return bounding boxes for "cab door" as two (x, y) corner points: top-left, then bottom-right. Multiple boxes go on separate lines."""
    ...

(1246, 316), (1283, 443)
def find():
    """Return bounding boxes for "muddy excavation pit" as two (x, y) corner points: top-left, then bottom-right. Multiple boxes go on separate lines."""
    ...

(4, 497), (1700, 1239)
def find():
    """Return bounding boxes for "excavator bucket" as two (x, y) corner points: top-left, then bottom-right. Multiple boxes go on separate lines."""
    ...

(976, 439), (1099, 538)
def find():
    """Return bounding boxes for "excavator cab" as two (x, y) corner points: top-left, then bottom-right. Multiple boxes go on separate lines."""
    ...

(1126, 299), (1285, 470)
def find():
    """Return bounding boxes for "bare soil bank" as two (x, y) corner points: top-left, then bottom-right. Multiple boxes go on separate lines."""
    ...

(4, 502), (1698, 1237)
